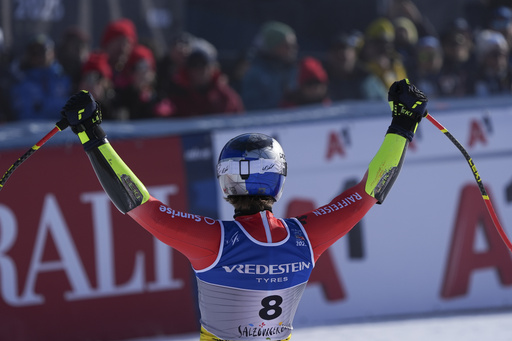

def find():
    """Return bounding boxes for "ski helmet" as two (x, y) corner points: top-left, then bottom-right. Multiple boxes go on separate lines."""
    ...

(217, 133), (287, 201)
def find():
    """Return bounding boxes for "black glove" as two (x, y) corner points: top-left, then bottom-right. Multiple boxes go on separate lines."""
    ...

(61, 90), (106, 150)
(387, 79), (428, 141)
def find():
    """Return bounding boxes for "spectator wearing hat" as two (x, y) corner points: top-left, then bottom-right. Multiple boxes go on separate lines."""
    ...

(393, 16), (419, 73)
(488, 6), (512, 64)
(322, 31), (371, 101)
(100, 18), (138, 89)
(156, 32), (197, 97)
(9, 34), (71, 121)
(78, 52), (115, 117)
(169, 40), (244, 117)
(359, 17), (408, 100)
(438, 18), (476, 97)
(473, 29), (512, 96)
(280, 57), (330, 108)
(409, 36), (444, 98)
(111, 44), (174, 119)
(241, 21), (299, 111)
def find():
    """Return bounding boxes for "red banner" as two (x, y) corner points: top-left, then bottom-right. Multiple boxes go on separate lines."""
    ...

(0, 137), (198, 340)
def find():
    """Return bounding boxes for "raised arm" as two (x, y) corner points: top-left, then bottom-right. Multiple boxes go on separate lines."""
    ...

(60, 91), (221, 269)
(60, 90), (151, 213)
(303, 79), (428, 260)
(365, 78), (427, 203)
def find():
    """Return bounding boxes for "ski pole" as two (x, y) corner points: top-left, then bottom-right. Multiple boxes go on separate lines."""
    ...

(0, 118), (69, 192)
(425, 112), (512, 253)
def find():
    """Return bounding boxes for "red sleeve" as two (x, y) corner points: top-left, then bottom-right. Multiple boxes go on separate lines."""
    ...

(299, 173), (377, 262)
(127, 196), (222, 270)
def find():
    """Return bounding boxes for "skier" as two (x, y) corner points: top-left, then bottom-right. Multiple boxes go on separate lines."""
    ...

(60, 78), (427, 341)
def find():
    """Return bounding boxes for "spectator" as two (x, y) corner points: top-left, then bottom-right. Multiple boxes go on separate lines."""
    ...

(169, 40), (244, 117)
(10, 34), (71, 121)
(438, 19), (475, 97)
(156, 32), (196, 97)
(359, 18), (408, 100)
(473, 29), (512, 96)
(487, 6), (512, 62)
(323, 31), (372, 101)
(112, 44), (174, 119)
(241, 21), (299, 111)
(56, 26), (91, 92)
(410, 36), (444, 98)
(78, 52), (115, 118)
(393, 16), (419, 73)
(100, 18), (138, 89)
(280, 56), (330, 108)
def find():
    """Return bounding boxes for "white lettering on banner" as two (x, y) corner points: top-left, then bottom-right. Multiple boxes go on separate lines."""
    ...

(148, 184), (179, 201)
(312, 192), (362, 217)
(78, 192), (145, 299)
(147, 238), (184, 291)
(0, 185), (185, 307)
(0, 204), (27, 306)
(73, 188), (184, 299)
(23, 194), (95, 305)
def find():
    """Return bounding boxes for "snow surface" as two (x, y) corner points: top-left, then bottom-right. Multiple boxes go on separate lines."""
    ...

(128, 309), (512, 341)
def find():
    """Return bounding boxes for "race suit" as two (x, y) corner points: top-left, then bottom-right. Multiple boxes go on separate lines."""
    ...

(81, 130), (409, 340)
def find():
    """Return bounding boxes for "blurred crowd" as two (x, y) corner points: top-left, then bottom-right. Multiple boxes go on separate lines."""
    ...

(0, 0), (512, 123)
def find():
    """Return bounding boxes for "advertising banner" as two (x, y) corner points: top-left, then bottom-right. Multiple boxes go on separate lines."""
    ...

(0, 136), (198, 340)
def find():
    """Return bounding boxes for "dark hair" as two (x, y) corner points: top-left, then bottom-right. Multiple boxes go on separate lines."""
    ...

(225, 195), (275, 215)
